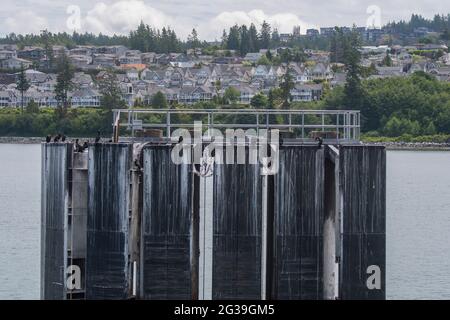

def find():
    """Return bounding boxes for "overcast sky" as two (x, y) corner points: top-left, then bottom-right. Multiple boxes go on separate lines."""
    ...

(1, 0), (449, 40)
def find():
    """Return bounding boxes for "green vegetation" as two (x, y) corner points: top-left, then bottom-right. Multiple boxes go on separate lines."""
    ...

(0, 108), (111, 137)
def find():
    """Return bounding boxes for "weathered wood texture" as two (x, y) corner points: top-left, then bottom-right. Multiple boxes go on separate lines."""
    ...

(212, 150), (262, 299)
(141, 146), (193, 299)
(86, 144), (132, 299)
(273, 146), (324, 300)
(41, 143), (72, 300)
(340, 145), (386, 300)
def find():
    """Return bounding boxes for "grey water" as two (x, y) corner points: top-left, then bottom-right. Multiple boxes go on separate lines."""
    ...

(0, 144), (449, 300)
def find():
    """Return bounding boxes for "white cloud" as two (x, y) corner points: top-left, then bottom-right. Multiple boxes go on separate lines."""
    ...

(4, 10), (49, 34)
(205, 9), (317, 39)
(83, 0), (173, 34)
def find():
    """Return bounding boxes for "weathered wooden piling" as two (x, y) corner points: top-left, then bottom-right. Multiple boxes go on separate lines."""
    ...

(86, 144), (132, 299)
(339, 145), (386, 300)
(212, 151), (262, 299)
(272, 146), (324, 300)
(141, 145), (193, 299)
(41, 143), (72, 300)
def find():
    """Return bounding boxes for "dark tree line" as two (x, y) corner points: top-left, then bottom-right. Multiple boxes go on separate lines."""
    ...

(385, 14), (450, 34)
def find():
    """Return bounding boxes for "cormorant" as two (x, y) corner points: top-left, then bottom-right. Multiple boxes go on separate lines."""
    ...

(75, 139), (83, 152)
(95, 130), (101, 143)
(61, 135), (66, 142)
(45, 135), (51, 143)
(315, 137), (323, 149)
(82, 141), (89, 151)
(53, 133), (62, 142)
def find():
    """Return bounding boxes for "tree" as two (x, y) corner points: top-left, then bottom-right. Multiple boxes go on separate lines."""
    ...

(41, 29), (54, 72)
(226, 25), (240, 51)
(16, 64), (30, 113)
(239, 25), (250, 56)
(249, 23), (259, 52)
(257, 55), (271, 66)
(151, 91), (168, 109)
(381, 54), (393, 66)
(54, 51), (75, 112)
(250, 93), (268, 108)
(223, 87), (240, 105)
(342, 27), (364, 109)
(260, 21), (271, 49)
(98, 70), (126, 110)
(279, 67), (295, 109)
(187, 28), (201, 49)
(26, 99), (39, 114)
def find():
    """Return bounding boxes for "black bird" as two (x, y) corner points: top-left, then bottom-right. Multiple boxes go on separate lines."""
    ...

(95, 130), (101, 144)
(53, 133), (62, 142)
(45, 135), (51, 143)
(82, 141), (89, 151)
(75, 139), (83, 152)
(61, 135), (66, 142)
(315, 137), (323, 149)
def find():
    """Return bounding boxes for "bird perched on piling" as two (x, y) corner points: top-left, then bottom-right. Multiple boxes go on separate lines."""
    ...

(75, 139), (83, 152)
(61, 135), (66, 142)
(45, 135), (51, 143)
(82, 141), (89, 151)
(315, 137), (323, 149)
(95, 130), (101, 144)
(53, 133), (62, 142)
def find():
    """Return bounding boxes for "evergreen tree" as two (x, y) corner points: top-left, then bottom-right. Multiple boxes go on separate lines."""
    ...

(151, 91), (168, 109)
(16, 64), (30, 113)
(279, 67), (295, 109)
(98, 70), (126, 110)
(260, 21), (272, 49)
(41, 29), (54, 72)
(54, 51), (75, 112)
(249, 23), (259, 52)
(239, 25), (250, 56)
(227, 25), (240, 51)
(342, 27), (364, 109)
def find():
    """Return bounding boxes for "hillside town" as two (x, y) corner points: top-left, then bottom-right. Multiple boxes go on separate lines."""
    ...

(0, 25), (449, 109)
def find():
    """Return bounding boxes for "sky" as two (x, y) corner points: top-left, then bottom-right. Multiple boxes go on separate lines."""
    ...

(1, 0), (449, 40)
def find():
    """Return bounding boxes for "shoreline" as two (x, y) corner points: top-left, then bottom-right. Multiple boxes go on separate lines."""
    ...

(1, 136), (450, 151)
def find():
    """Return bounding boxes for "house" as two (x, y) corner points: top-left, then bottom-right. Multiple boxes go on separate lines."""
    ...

(375, 66), (404, 77)
(288, 64), (309, 83)
(69, 88), (101, 107)
(69, 55), (92, 69)
(178, 86), (214, 104)
(1, 57), (33, 70)
(92, 54), (117, 69)
(119, 51), (142, 65)
(94, 45), (128, 57)
(290, 84), (323, 102)
(0, 50), (17, 60)
(320, 27), (335, 37)
(126, 68), (140, 81)
(141, 52), (156, 65)
(279, 34), (292, 43)
(0, 73), (15, 85)
(0, 89), (16, 107)
(244, 52), (263, 64)
(309, 63), (332, 81)
(17, 47), (44, 61)
(307, 29), (320, 37)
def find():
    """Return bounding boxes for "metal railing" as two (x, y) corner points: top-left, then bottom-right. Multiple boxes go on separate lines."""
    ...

(112, 109), (361, 143)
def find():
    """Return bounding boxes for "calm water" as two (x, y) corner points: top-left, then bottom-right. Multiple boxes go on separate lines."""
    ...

(0, 144), (449, 299)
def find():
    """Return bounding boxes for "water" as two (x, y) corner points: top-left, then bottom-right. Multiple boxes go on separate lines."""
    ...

(0, 144), (450, 299)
